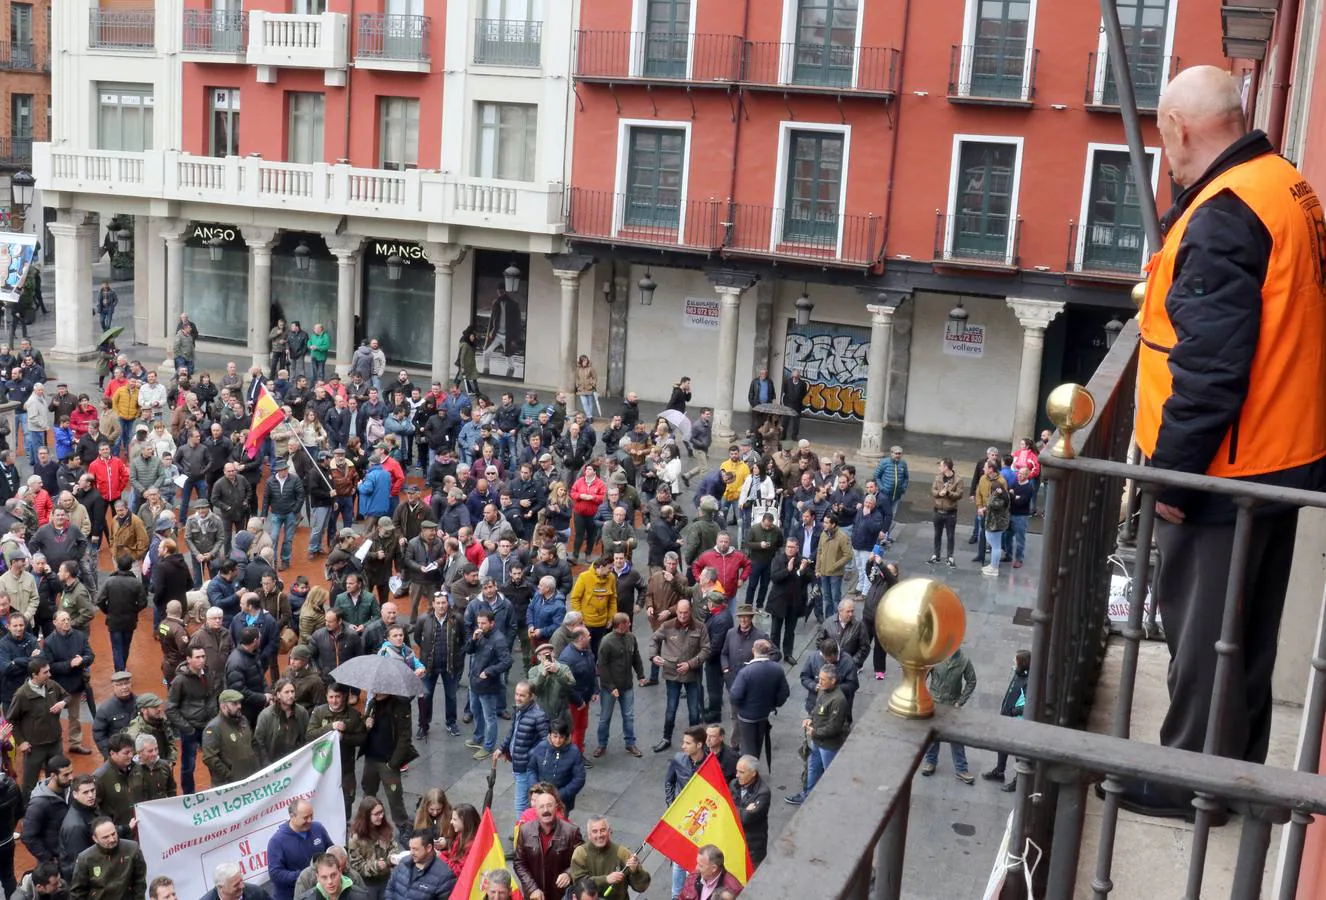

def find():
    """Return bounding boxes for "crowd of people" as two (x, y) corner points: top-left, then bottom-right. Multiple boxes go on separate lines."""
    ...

(0, 317), (1037, 900)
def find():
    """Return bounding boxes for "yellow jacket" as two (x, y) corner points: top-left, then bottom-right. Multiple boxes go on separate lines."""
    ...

(720, 459), (749, 501)
(569, 567), (617, 628)
(111, 385), (140, 421)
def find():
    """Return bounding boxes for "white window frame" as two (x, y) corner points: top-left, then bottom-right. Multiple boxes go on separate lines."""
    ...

(612, 117), (692, 238)
(777, 0), (866, 88)
(1091, 0), (1180, 105)
(955, 0), (1038, 101)
(286, 91), (324, 164)
(771, 120), (851, 258)
(944, 133), (1025, 266)
(209, 87), (241, 158)
(379, 96), (420, 170)
(628, 0), (697, 79)
(96, 83), (155, 152)
(472, 101), (537, 181)
(1074, 141), (1161, 275)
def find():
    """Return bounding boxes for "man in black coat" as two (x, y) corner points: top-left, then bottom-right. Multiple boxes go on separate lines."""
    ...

(225, 627), (271, 727)
(0, 615), (38, 710)
(19, 756), (71, 870)
(730, 755), (772, 866)
(747, 366), (778, 438)
(42, 610), (95, 755)
(96, 555), (146, 674)
(781, 370), (809, 441)
(728, 639), (790, 768)
(800, 638), (859, 717)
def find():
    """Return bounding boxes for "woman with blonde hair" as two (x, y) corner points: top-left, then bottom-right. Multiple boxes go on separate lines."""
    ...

(539, 481), (572, 544)
(298, 585), (330, 642)
(347, 796), (400, 899)
(299, 408), (327, 451)
(412, 787), (456, 848)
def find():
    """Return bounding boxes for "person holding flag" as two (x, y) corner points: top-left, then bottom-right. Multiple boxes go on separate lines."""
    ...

(451, 806), (526, 900)
(243, 383), (286, 463)
(569, 816), (651, 897)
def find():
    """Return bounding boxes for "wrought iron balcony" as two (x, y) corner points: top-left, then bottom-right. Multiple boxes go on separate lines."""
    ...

(563, 188), (724, 252)
(1085, 50), (1180, 111)
(0, 137), (32, 167)
(181, 9), (248, 56)
(1066, 219), (1146, 280)
(947, 43), (1038, 104)
(934, 211), (1022, 269)
(725, 203), (883, 268)
(747, 324), (1326, 897)
(741, 41), (899, 96)
(472, 18), (542, 68)
(573, 30), (742, 84)
(356, 13), (431, 72)
(89, 8), (156, 51)
(0, 41), (39, 70)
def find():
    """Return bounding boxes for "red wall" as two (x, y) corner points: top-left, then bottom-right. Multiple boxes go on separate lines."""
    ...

(180, 0), (444, 168)
(570, 0), (1230, 271)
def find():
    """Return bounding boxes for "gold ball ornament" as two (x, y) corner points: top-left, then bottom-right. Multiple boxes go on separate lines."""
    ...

(1045, 383), (1096, 459)
(874, 578), (967, 719)
(1131, 281), (1147, 308)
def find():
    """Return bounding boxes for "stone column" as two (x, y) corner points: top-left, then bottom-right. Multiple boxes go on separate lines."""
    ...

(423, 242), (467, 387)
(550, 254), (594, 393)
(1006, 298), (1065, 446)
(244, 226), (279, 372)
(160, 219), (187, 341)
(324, 235), (363, 377)
(710, 272), (756, 444)
(48, 211), (98, 361)
(859, 295), (906, 461)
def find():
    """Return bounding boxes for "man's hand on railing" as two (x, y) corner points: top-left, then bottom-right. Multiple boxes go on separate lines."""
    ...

(1155, 501), (1185, 524)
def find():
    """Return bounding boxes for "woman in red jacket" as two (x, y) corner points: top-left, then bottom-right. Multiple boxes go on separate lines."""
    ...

(569, 465), (606, 564)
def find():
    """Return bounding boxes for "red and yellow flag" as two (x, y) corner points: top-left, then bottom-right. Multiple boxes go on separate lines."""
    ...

(243, 384), (286, 459)
(646, 754), (753, 884)
(454, 807), (523, 900)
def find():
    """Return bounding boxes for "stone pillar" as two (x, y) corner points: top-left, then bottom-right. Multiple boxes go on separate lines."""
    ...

(324, 235), (363, 376)
(1006, 298), (1065, 446)
(859, 295), (906, 461)
(423, 243), (466, 387)
(710, 271), (756, 444)
(48, 211), (98, 361)
(550, 254), (594, 394)
(161, 220), (187, 341)
(244, 226), (279, 372)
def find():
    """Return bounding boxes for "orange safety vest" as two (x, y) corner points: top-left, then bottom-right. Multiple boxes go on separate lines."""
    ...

(1136, 152), (1326, 478)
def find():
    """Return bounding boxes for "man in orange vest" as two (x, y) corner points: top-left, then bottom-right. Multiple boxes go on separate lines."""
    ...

(1120, 65), (1326, 819)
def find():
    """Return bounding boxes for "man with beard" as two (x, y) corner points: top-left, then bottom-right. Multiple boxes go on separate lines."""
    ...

(166, 646), (218, 795)
(202, 689), (258, 786)
(307, 683), (366, 821)
(254, 677), (309, 766)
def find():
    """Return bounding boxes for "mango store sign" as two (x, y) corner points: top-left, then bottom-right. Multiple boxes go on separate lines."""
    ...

(942, 323), (985, 357)
(137, 733), (346, 900)
(683, 297), (720, 330)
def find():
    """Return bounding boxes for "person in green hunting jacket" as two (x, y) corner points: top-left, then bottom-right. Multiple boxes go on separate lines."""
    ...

(919, 646), (978, 784)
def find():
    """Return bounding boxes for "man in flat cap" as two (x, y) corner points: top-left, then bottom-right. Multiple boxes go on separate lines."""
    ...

(201, 688), (258, 786)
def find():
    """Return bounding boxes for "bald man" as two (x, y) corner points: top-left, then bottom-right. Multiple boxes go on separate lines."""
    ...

(1118, 65), (1326, 818)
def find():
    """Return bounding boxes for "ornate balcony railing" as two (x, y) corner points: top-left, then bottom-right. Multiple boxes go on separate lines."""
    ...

(1085, 50), (1181, 110)
(89, 8), (156, 50)
(742, 41), (899, 95)
(473, 18), (542, 68)
(181, 9), (248, 54)
(947, 43), (1038, 103)
(934, 211), (1022, 268)
(357, 13), (431, 66)
(573, 30), (742, 83)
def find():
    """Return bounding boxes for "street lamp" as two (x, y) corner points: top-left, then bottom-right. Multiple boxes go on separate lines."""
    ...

(1104, 316), (1124, 349)
(207, 234), (225, 264)
(638, 269), (657, 306)
(386, 253), (404, 281)
(503, 263), (522, 293)
(794, 289), (814, 326)
(9, 170), (34, 229)
(115, 226), (132, 254)
(947, 300), (969, 337)
(293, 240), (311, 272)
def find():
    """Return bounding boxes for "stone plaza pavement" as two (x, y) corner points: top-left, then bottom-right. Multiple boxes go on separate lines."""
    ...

(31, 267), (1041, 897)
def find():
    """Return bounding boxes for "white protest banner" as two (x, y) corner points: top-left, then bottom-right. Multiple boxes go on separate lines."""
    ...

(137, 732), (345, 900)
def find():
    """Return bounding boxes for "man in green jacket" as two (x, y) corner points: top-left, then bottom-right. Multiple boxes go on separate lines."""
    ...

(307, 323), (332, 384)
(743, 512), (782, 611)
(785, 664), (850, 806)
(920, 646), (978, 783)
(69, 817), (147, 900)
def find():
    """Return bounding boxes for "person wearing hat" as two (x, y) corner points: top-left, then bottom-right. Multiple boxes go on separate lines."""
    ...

(262, 458), (305, 572)
(124, 692), (177, 767)
(359, 516), (401, 609)
(402, 520), (444, 623)
(720, 604), (769, 749)
(392, 483), (428, 544)
(286, 644), (326, 713)
(202, 688), (258, 787)
(682, 497), (721, 578)
(43, 609), (97, 755)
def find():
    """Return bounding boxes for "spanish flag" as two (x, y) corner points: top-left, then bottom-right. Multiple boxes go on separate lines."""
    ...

(243, 384), (286, 459)
(645, 754), (753, 884)
(453, 807), (523, 900)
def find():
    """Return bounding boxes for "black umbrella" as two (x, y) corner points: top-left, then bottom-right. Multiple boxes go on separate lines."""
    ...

(752, 401), (798, 417)
(329, 654), (426, 698)
(483, 753), (499, 810)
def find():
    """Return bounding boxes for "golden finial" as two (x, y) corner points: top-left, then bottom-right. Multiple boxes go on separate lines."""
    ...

(1131, 281), (1147, 308)
(1045, 384), (1096, 459)
(874, 578), (966, 719)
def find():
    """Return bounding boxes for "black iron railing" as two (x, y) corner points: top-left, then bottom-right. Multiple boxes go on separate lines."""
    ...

(725, 203), (883, 268)
(742, 41), (899, 95)
(0, 41), (38, 69)
(934, 211), (1022, 268)
(0, 137), (32, 167)
(563, 188), (724, 252)
(181, 9), (247, 53)
(1085, 50), (1180, 110)
(357, 13), (431, 63)
(1065, 219), (1147, 277)
(89, 8), (156, 50)
(473, 18), (542, 67)
(947, 43), (1038, 102)
(573, 30), (742, 83)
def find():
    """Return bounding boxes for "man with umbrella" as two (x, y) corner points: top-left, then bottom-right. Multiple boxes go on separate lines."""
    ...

(361, 687), (417, 844)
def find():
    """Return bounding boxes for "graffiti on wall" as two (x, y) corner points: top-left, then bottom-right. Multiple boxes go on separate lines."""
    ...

(783, 320), (871, 421)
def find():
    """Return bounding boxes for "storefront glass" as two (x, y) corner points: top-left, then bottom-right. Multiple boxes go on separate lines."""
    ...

(182, 223), (248, 344)
(271, 235), (337, 340)
(469, 249), (529, 382)
(363, 240), (433, 368)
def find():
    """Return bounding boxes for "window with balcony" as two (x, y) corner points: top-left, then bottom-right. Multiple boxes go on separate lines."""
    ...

(379, 97), (420, 171)
(624, 127), (685, 228)
(292, 0), (327, 13)
(287, 92), (324, 164)
(949, 138), (1020, 261)
(642, 0), (690, 78)
(792, 0), (858, 88)
(184, 1), (246, 54)
(475, 0), (542, 67)
(783, 130), (844, 242)
(97, 84), (154, 152)
(965, 0), (1031, 99)
(1102, 0), (1170, 107)
(1080, 147), (1155, 273)
(474, 102), (536, 182)
(9, 3), (32, 68)
(210, 88), (240, 158)
(10, 93), (31, 164)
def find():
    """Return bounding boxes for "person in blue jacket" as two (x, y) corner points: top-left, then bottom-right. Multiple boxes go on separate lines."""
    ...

(499, 681), (549, 817)
(265, 798), (334, 900)
(357, 449), (392, 520)
(527, 721), (587, 812)
(384, 829), (457, 900)
(525, 577), (566, 649)
(871, 446), (909, 544)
